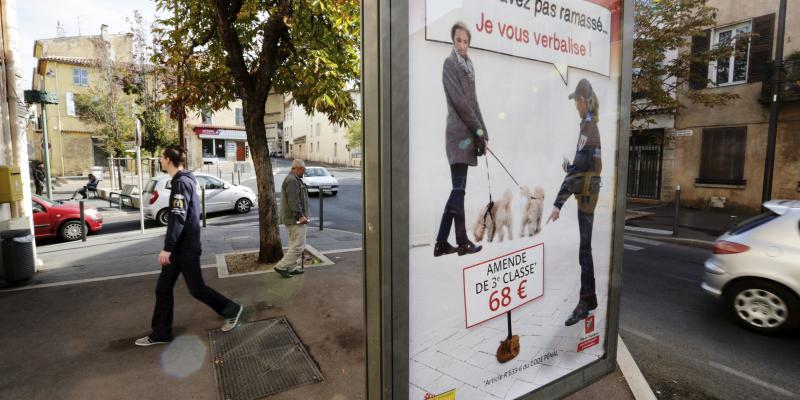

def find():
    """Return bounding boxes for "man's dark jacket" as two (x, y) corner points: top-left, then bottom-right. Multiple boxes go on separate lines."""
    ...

(164, 170), (201, 255)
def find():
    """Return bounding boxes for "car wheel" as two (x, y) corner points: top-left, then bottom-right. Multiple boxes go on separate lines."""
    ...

(235, 198), (252, 213)
(59, 220), (85, 241)
(727, 280), (800, 334)
(156, 209), (170, 226)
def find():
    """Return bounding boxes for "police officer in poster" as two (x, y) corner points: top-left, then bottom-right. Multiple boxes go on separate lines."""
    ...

(547, 78), (602, 327)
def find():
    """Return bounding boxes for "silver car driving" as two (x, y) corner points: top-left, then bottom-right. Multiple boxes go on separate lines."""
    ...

(702, 200), (800, 334)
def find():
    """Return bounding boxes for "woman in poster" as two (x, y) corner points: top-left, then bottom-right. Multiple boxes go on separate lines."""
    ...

(433, 22), (488, 258)
(547, 78), (603, 326)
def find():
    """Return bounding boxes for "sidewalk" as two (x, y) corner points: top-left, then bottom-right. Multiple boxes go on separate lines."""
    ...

(1, 226), (651, 399)
(625, 201), (755, 248)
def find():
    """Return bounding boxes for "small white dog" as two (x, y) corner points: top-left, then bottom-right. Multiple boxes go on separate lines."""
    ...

(473, 190), (513, 243)
(519, 186), (545, 237)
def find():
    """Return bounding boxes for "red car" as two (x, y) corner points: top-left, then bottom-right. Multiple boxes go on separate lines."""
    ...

(31, 195), (103, 241)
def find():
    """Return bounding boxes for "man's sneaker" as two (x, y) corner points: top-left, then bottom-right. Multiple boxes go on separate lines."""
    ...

(273, 266), (293, 278)
(221, 304), (244, 332)
(135, 336), (169, 347)
(289, 268), (305, 275)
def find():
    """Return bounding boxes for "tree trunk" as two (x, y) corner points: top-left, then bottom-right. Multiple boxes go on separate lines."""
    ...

(244, 100), (284, 263)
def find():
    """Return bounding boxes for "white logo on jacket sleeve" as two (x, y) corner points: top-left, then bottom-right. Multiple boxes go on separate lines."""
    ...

(171, 194), (186, 215)
(577, 135), (588, 151)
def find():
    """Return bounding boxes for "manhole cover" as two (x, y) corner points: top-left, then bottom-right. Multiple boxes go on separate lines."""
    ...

(208, 317), (323, 400)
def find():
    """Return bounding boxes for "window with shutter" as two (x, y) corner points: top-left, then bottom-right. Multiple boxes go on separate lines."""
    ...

(689, 31), (711, 89)
(709, 23), (751, 86)
(697, 127), (747, 185)
(748, 13), (775, 83)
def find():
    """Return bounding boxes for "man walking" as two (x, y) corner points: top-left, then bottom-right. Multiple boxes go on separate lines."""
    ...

(136, 146), (243, 346)
(273, 159), (310, 278)
(33, 162), (45, 196)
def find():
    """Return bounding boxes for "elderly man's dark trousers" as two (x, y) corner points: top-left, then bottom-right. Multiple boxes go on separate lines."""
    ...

(436, 163), (469, 245)
(150, 253), (238, 341)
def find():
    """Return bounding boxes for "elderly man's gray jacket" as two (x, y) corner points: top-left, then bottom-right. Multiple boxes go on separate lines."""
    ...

(442, 50), (488, 166)
(280, 173), (309, 225)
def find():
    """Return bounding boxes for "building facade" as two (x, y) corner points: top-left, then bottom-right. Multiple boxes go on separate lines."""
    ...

(662, 1), (800, 212)
(282, 91), (361, 167)
(184, 95), (283, 168)
(27, 26), (133, 176)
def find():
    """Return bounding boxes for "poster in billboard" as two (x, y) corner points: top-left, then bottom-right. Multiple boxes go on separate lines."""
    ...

(408, 0), (623, 398)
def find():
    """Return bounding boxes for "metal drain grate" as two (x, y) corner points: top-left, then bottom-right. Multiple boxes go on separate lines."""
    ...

(208, 316), (323, 400)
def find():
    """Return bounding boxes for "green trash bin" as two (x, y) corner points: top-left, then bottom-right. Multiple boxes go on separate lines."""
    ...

(1, 229), (35, 285)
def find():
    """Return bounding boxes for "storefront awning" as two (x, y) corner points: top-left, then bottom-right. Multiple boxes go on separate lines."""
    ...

(194, 127), (247, 140)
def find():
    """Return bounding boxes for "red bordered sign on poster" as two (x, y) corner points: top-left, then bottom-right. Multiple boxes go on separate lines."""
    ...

(462, 244), (544, 328)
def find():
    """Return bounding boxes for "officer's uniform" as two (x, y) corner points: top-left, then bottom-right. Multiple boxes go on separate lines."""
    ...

(554, 111), (602, 304)
(149, 170), (239, 342)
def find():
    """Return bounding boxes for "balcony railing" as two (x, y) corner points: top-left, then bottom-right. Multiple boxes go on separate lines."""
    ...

(760, 59), (800, 104)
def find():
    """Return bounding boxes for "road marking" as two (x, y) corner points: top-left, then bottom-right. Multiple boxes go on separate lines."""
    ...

(663, 274), (696, 283)
(226, 236), (251, 241)
(708, 361), (795, 398)
(623, 235), (663, 246)
(0, 265), (217, 293)
(621, 327), (656, 342)
(624, 243), (644, 251)
(624, 225), (673, 235)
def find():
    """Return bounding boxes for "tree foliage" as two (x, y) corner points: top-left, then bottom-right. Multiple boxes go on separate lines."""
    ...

(154, 0), (360, 263)
(632, 0), (739, 129)
(74, 91), (134, 157)
(346, 118), (361, 151)
(123, 10), (177, 156)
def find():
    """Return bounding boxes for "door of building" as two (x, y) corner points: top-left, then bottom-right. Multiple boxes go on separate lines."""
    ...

(627, 130), (663, 200)
(236, 142), (246, 161)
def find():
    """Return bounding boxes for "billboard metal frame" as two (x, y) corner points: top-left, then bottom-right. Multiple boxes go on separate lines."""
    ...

(363, 0), (634, 398)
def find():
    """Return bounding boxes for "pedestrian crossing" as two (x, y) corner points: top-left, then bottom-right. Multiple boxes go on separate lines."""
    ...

(623, 234), (663, 252)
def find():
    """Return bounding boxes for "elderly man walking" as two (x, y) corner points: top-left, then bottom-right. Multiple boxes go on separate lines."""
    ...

(274, 159), (310, 278)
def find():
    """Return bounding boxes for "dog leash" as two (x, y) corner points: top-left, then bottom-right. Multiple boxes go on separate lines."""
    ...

(487, 147), (520, 188)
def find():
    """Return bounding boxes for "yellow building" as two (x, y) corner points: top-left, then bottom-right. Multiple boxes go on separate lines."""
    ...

(27, 26), (133, 176)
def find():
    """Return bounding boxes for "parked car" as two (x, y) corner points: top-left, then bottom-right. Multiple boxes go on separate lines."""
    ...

(270, 150), (283, 157)
(31, 195), (103, 241)
(302, 167), (339, 195)
(143, 173), (258, 226)
(702, 200), (800, 334)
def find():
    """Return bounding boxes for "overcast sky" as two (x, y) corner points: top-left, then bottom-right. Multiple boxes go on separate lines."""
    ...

(16, 0), (161, 88)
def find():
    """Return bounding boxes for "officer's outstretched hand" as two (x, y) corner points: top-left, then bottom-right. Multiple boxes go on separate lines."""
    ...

(298, 216), (309, 225)
(159, 250), (171, 266)
(546, 206), (560, 224)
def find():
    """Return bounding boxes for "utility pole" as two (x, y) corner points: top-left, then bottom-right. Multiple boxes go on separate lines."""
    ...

(762, 0), (787, 205)
(24, 90), (59, 200)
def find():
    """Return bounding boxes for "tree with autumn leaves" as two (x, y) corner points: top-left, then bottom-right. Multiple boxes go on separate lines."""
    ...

(153, 0), (360, 263)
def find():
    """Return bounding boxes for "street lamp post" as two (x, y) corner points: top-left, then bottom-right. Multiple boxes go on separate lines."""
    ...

(762, 0), (788, 205)
(24, 90), (59, 201)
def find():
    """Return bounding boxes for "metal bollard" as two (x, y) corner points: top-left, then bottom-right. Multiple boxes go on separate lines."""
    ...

(217, 164), (221, 178)
(79, 200), (87, 242)
(232, 171), (235, 184)
(673, 185), (681, 237)
(319, 186), (325, 231)
(238, 170), (241, 185)
(201, 187), (207, 228)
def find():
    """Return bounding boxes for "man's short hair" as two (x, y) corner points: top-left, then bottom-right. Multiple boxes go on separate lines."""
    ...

(451, 22), (471, 43)
(162, 145), (187, 168)
(292, 159), (306, 169)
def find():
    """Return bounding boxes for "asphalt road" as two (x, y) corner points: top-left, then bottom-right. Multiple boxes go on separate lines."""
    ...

(36, 158), (363, 247)
(620, 236), (800, 400)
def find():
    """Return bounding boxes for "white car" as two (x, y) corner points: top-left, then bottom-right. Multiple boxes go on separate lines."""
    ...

(143, 173), (258, 226)
(302, 167), (339, 195)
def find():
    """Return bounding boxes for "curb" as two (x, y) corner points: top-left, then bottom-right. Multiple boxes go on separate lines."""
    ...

(617, 336), (657, 400)
(625, 231), (714, 250)
(214, 245), (334, 279)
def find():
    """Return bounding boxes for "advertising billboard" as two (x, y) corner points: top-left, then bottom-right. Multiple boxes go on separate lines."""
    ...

(407, 0), (624, 398)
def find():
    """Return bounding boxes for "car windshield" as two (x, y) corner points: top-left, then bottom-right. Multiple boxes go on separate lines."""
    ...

(728, 211), (779, 235)
(32, 195), (54, 207)
(304, 168), (329, 177)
